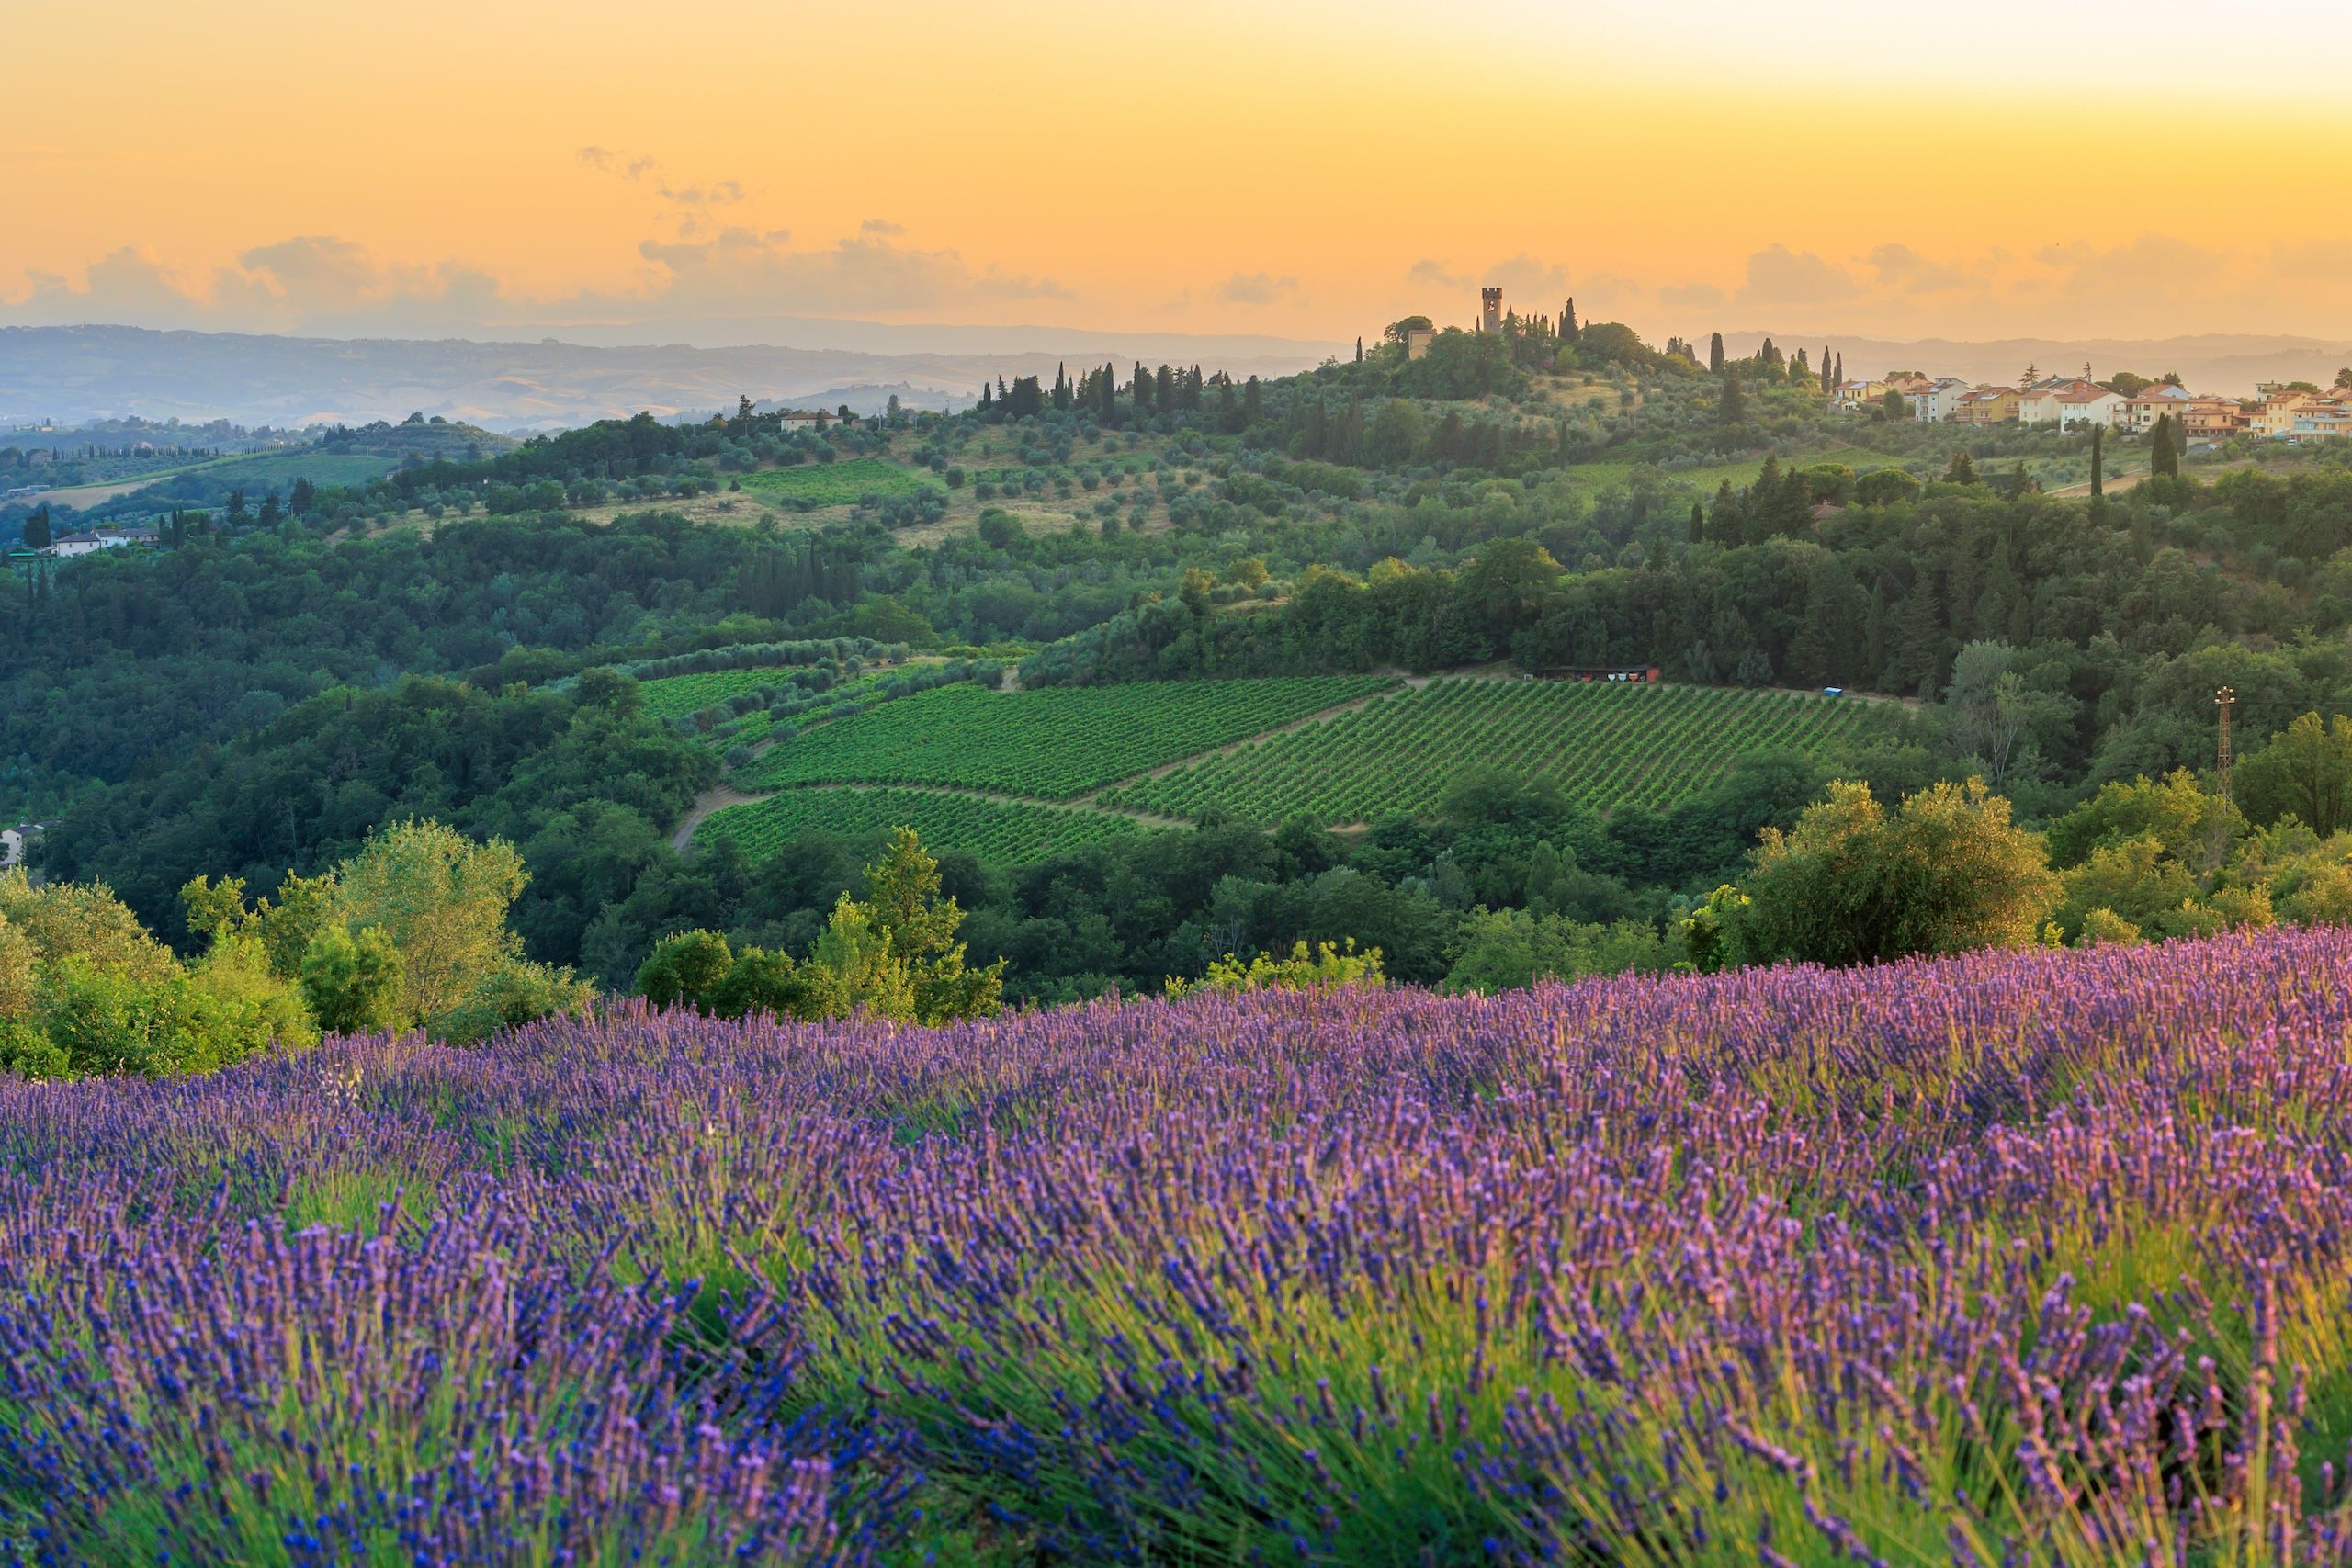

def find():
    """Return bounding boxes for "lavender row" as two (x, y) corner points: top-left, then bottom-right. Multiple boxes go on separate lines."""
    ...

(6, 928), (2352, 1562)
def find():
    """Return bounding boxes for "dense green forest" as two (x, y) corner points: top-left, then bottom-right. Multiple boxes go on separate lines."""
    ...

(14, 320), (2352, 1002)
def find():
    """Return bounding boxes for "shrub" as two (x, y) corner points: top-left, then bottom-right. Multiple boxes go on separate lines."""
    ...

(432, 960), (594, 1048)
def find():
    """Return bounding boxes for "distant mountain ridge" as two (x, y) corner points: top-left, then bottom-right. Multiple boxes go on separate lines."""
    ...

(1721, 331), (2352, 398)
(0, 324), (1345, 432)
(12, 322), (2351, 433)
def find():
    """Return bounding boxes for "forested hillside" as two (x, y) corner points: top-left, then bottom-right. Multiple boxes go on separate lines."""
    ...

(13, 317), (2352, 1001)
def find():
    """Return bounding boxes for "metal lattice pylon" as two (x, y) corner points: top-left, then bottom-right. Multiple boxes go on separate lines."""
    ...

(2214, 685), (2236, 807)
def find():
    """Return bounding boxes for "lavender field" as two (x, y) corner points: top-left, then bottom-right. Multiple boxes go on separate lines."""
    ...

(9, 930), (2352, 1564)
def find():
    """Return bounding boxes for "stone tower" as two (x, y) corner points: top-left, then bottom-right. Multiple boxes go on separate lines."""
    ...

(1480, 288), (1503, 333)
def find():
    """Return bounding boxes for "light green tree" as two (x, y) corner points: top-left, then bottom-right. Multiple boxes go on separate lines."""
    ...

(299, 924), (404, 1035)
(2237, 711), (2352, 838)
(1733, 780), (2060, 965)
(332, 820), (529, 1026)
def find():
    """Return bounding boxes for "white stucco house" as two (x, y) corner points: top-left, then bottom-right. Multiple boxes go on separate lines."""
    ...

(1910, 378), (1974, 423)
(2055, 386), (2126, 429)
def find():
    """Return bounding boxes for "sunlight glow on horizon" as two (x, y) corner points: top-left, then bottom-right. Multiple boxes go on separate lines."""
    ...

(6, 1), (2352, 345)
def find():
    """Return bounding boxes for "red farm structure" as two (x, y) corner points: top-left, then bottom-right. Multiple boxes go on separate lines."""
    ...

(1532, 665), (1662, 684)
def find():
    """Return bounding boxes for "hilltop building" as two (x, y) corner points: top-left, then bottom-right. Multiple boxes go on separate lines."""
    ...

(1479, 288), (1503, 333)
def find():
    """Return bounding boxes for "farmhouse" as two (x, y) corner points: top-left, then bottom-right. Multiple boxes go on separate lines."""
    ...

(1534, 665), (1662, 683)
(1959, 386), (2019, 424)
(2122, 384), (2196, 433)
(1831, 379), (1889, 412)
(1910, 378), (1973, 423)
(2180, 400), (2246, 443)
(2293, 400), (2352, 440)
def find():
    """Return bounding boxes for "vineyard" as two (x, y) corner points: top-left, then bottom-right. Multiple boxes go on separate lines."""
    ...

(738, 457), (940, 507)
(732, 677), (1397, 799)
(1101, 679), (1883, 823)
(694, 786), (1154, 863)
(638, 665), (817, 721)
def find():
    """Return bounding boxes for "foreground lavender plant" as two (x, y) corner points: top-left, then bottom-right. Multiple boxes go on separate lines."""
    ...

(5, 929), (2352, 1563)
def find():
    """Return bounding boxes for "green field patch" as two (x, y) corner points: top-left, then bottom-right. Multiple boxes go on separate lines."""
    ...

(175, 451), (398, 492)
(639, 666), (819, 721)
(696, 786), (1155, 864)
(739, 457), (941, 507)
(732, 676), (1398, 800)
(1563, 444), (1909, 499)
(1102, 679), (1881, 824)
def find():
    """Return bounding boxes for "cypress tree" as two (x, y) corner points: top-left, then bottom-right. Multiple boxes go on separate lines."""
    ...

(1717, 372), (1746, 425)
(1833, 353), (1843, 385)
(1690, 501), (1705, 544)
(1821, 345), (1834, 390)
(1354, 336), (1363, 364)
(2089, 423), (2105, 509)
(1563, 298), (1578, 341)
(1708, 333), (1725, 375)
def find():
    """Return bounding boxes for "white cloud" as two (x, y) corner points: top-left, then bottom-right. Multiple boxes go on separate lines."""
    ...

(1735, 243), (1862, 308)
(1215, 271), (1302, 307)
(1407, 258), (1467, 290)
(1482, 254), (1571, 300)
(1866, 243), (1981, 293)
(2271, 239), (2352, 280)
(2033, 232), (2224, 300)
(1572, 274), (1644, 312)
(1658, 280), (1726, 310)
(634, 228), (1070, 313)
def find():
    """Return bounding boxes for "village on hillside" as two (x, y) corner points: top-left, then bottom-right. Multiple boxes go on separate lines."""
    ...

(1831, 367), (2352, 441)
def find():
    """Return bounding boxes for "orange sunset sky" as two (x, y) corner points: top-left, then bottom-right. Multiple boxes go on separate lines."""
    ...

(7, 0), (2352, 347)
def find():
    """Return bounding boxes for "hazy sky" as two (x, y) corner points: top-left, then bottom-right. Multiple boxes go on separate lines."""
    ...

(8, 0), (2352, 345)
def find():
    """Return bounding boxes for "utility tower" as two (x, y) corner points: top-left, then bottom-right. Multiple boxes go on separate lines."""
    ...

(2214, 685), (2236, 807)
(2211, 684), (2236, 868)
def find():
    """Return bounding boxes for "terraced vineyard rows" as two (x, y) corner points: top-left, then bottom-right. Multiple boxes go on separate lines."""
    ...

(637, 665), (813, 721)
(732, 677), (1398, 799)
(1100, 680), (1882, 824)
(694, 787), (1154, 863)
